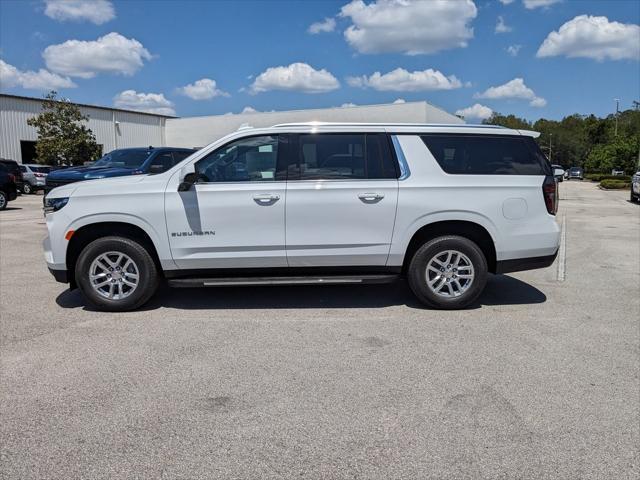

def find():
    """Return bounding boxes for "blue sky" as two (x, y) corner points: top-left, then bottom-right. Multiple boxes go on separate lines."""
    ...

(0, 0), (638, 121)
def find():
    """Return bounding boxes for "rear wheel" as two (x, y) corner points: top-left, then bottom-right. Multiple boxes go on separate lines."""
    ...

(0, 191), (7, 210)
(407, 235), (488, 310)
(75, 236), (159, 311)
(22, 183), (32, 194)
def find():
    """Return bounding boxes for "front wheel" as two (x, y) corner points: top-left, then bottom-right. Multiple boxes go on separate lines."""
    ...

(22, 183), (32, 194)
(0, 191), (7, 210)
(75, 236), (160, 311)
(407, 235), (488, 310)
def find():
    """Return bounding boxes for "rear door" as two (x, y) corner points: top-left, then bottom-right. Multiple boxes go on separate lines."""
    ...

(285, 132), (399, 267)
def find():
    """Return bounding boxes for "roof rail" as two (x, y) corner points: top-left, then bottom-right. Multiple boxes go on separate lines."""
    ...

(271, 122), (506, 129)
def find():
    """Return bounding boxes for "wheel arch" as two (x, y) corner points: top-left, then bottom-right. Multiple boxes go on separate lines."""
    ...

(402, 220), (497, 274)
(66, 222), (163, 288)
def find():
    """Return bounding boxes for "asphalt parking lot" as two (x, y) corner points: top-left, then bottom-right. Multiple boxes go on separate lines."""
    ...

(1, 181), (638, 479)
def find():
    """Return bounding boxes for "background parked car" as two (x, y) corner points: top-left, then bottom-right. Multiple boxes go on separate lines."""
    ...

(19, 164), (52, 194)
(45, 147), (196, 194)
(0, 163), (18, 210)
(552, 164), (564, 182)
(631, 171), (640, 203)
(566, 167), (584, 180)
(0, 158), (24, 193)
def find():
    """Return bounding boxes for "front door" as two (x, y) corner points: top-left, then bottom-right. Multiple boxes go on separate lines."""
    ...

(165, 134), (287, 270)
(285, 132), (399, 267)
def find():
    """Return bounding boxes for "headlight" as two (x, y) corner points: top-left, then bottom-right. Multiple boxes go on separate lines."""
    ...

(43, 197), (69, 214)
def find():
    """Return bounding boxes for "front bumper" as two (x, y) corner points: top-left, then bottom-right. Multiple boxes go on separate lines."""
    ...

(43, 235), (68, 283)
(48, 266), (69, 283)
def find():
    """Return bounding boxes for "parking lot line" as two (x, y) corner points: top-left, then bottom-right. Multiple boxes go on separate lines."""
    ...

(557, 214), (567, 282)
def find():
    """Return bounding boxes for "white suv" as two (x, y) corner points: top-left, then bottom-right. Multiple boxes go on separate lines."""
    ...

(43, 123), (561, 311)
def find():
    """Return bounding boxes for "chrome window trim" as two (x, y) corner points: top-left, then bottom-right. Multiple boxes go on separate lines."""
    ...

(391, 135), (411, 180)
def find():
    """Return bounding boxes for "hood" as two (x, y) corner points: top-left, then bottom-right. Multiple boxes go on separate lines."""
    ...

(47, 165), (140, 181)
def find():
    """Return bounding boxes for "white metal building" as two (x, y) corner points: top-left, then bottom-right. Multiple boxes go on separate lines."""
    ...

(165, 101), (464, 149)
(0, 94), (462, 163)
(0, 94), (169, 163)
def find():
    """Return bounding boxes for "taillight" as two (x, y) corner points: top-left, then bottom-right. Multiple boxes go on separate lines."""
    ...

(34, 172), (45, 178)
(542, 175), (558, 215)
(8, 174), (15, 183)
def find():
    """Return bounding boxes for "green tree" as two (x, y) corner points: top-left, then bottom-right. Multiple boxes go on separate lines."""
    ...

(27, 91), (101, 166)
(483, 112), (531, 130)
(585, 136), (640, 173)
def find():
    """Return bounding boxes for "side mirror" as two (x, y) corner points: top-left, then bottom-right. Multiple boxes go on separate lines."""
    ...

(553, 168), (564, 177)
(178, 172), (197, 191)
(177, 164), (196, 192)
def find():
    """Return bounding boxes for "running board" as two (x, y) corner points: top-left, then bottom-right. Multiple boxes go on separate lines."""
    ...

(168, 274), (399, 288)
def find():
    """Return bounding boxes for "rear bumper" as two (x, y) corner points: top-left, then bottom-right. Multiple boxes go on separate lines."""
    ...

(495, 250), (558, 274)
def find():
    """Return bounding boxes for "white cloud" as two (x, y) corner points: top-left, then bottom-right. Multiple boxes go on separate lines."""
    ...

(393, 98), (406, 104)
(340, 102), (357, 108)
(523, 0), (561, 9)
(308, 17), (336, 34)
(241, 106), (258, 114)
(506, 44), (522, 56)
(475, 77), (546, 107)
(43, 32), (152, 78)
(499, 0), (515, 4)
(529, 97), (547, 107)
(537, 15), (640, 61)
(113, 90), (175, 115)
(177, 78), (228, 100)
(495, 16), (512, 34)
(44, 0), (115, 24)
(249, 62), (340, 94)
(347, 67), (463, 92)
(455, 103), (493, 121)
(340, 0), (477, 55)
(0, 59), (76, 90)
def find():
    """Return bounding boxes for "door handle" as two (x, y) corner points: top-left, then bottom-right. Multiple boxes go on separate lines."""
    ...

(253, 193), (280, 204)
(358, 193), (384, 203)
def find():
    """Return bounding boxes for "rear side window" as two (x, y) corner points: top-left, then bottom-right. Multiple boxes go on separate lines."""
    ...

(421, 134), (551, 175)
(290, 133), (397, 180)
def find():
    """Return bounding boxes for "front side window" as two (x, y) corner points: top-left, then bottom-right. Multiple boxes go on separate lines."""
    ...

(421, 135), (551, 175)
(291, 133), (397, 180)
(195, 135), (279, 183)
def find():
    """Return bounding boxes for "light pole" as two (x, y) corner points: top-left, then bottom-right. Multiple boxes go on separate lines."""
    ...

(614, 98), (620, 137)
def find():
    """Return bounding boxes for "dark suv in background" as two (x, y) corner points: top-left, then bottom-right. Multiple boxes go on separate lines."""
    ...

(0, 163), (18, 210)
(0, 159), (24, 193)
(45, 147), (196, 194)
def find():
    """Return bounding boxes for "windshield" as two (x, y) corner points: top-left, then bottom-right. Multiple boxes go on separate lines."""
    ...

(93, 150), (152, 169)
(570, 167), (581, 173)
(30, 166), (51, 173)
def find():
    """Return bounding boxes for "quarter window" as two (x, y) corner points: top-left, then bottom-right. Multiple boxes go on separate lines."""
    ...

(421, 135), (551, 175)
(291, 133), (397, 180)
(195, 135), (279, 183)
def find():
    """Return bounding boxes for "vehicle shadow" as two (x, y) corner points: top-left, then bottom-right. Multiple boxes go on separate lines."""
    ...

(55, 274), (546, 312)
(1, 207), (22, 211)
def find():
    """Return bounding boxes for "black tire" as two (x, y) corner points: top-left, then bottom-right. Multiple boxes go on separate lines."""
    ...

(75, 236), (160, 312)
(407, 235), (488, 310)
(0, 190), (7, 210)
(22, 183), (32, 194)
